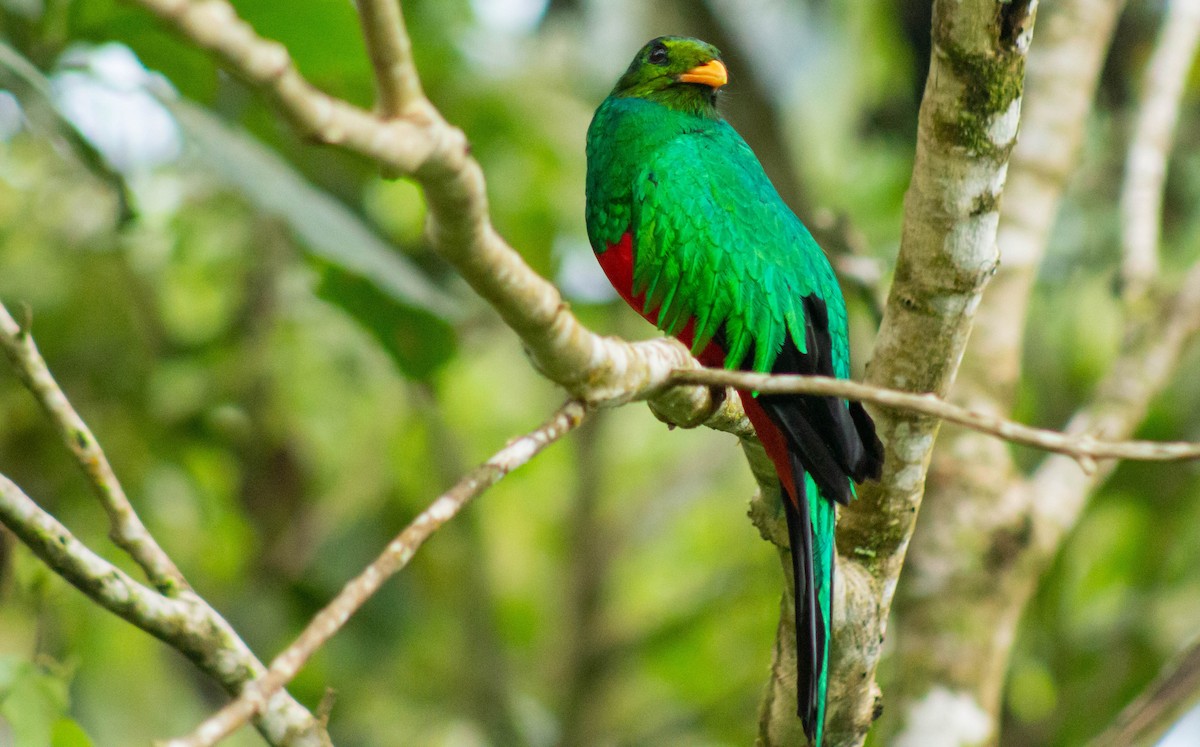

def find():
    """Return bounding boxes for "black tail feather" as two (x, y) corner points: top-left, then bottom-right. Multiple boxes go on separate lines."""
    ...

(849, 401), (885, 482)
(782, 465), (822, 741)
(712, 293), (883, 744)
(758, 295), (884, 503)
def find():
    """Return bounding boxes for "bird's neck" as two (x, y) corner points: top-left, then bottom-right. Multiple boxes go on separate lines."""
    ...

(615, 87), (719, 120)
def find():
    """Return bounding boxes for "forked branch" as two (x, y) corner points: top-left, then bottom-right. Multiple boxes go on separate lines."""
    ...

(0, 302), (185, 591)
(0, 303), (324, 747)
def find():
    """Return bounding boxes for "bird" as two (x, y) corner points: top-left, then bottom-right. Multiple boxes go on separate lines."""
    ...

(584, 36), (884, 745)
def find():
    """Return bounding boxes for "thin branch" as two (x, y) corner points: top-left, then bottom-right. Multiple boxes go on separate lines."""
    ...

(0, 473), (181, 627)
(670, 368), (1200, 464)
(1029, 257), (1200, 547)
(0, 302), (324, 745)
(0, 301), (185, 592)
(351, 0), (426, 118)
(1091, 634), (1200, 747)
(1120, 0), (1200, 306)
(164, 401), (589, 747)
(0, 474), (324, 746)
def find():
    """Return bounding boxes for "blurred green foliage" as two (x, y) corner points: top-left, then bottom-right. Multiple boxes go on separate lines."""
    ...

(0, 0), (1199, 745)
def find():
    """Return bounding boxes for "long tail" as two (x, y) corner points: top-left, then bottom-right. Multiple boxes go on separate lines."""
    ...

(782, 463), (834, 747)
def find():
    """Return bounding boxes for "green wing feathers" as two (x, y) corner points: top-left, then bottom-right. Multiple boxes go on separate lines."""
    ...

(627, 124), (850, 376)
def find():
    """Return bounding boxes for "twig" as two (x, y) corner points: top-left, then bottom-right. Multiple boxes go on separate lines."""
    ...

(0, 473), (182, 626)
(351, 0), (426, 118)
(0, 302), (324, 745)
(1029, 257), (1200, 543)
(0, 301), (185, 592)
(0, 474), (324, 746)
(670, 368), (1200, 464)
(1120, 0), (1200, 306)
(409, 384), (524, 744)
(164, 401), (588, 747)
(1091, 634), (1200, 747)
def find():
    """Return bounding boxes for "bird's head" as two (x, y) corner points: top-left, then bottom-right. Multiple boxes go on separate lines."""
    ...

(610, 37), (726, 117)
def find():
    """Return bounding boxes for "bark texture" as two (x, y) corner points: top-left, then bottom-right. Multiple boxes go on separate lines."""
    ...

(886, 1), (1200, 744)
(757, 2), (1041, 744)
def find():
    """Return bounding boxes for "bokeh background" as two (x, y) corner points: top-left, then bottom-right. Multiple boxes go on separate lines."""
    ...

(1, 0), (1200, 745)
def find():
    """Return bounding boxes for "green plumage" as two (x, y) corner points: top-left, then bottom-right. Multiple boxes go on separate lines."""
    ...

(586, 96), (851, 377)
(585, 37), (883, 747)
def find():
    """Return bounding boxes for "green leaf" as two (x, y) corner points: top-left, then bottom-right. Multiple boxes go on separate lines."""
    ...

(166, 97), (463, 325)
(317, 264), (456, 379)
(50, 719), (95, 747)
(0, 660), (71, 747)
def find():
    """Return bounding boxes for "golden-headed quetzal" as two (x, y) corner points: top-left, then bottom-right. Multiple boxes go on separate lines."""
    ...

(584, 36), (884, 745)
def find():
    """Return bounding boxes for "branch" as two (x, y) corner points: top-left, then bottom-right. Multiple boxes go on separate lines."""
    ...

(0, 473), (182, 634)
(0, 303), (325, 746)
(671, 369), (1200, 464)
(884, 0), (1130, 742)
(1121, 0), (1200, 306)
(0, 472), (324, 746)
(0, 301), (185, 591)
(351, 0), (425, 118)
(1091, 635), (1200, 747)
(164, 401), (588, 747)
(122, 0), (741, 436)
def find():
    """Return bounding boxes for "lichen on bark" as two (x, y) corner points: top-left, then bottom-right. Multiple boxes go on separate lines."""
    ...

(932, 38), (1027, 158)
(758, 2), (1043, 745)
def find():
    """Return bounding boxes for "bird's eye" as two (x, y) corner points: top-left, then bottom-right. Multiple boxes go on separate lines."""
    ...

(648, 45), (669, 66)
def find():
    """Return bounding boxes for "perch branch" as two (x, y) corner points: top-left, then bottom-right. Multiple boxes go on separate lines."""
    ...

(122, 0), (741, 435)
(671, 368), (1200, 464)
(164, 401), (588, 747)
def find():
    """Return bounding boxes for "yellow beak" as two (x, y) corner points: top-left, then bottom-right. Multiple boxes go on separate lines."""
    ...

(678, 59), (728, 89)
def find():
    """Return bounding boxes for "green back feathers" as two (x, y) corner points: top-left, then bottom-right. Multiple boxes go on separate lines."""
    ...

(585, 95), (850, 376)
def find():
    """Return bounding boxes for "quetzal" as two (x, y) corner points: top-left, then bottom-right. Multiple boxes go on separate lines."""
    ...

(584, 36), (884, 745)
